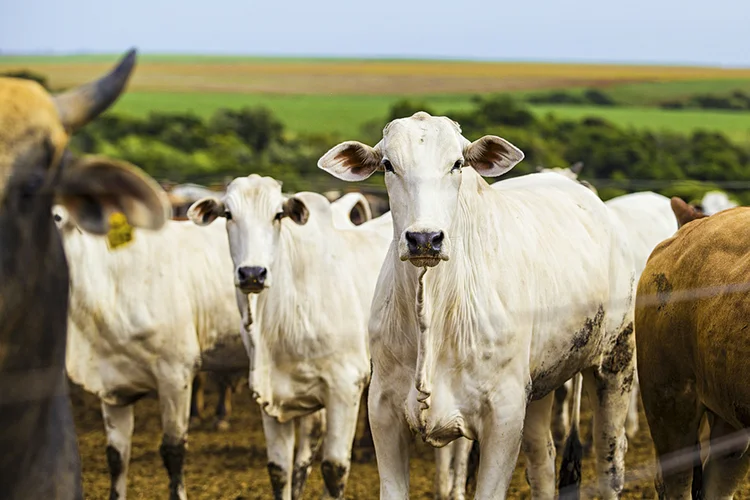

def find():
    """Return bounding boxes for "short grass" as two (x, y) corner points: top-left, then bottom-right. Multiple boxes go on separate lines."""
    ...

(111, 92), (750, 142)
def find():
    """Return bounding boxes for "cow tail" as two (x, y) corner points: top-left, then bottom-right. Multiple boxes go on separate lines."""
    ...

(558, 373), (583, 499)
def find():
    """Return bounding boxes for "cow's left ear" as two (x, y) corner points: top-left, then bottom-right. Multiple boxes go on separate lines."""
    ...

(464, 136), (524, 177)
(56, 156), (170, 235)
(318, 141), (383, 181)
(281, 196), (309, 225)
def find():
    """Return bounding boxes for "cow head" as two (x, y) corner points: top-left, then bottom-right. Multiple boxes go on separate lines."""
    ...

(188, 174), (309, 293)
(318, 111), (523, 267)
(0, 49), (169, 243)
(670, 197), (707, 228)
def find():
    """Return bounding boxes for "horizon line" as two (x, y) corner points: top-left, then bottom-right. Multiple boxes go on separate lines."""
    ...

(0, 49), (748, 70)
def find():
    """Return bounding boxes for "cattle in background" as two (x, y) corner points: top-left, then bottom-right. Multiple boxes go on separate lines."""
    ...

(0, 49), (169, 499)
(636, 203), (750, 498)
(318, 112), (637, 499)
(537, 162), (598, 195)
(56, 208), (248, 500)
(188, 175), (391, 500)
(701, 190), (738, 215)
(542, 164), (678, 447)
(162, 182), (244, 431)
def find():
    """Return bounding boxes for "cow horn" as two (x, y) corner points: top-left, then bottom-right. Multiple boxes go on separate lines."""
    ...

(53, 48), (137, 132)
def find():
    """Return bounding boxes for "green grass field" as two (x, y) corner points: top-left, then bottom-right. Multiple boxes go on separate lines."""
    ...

(3, 54), (750, 141)
(112, 91), (750, 142)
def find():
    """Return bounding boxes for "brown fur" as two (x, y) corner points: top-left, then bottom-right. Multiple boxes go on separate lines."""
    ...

(636, 206), (750, 498)
(0, 51), (168, 499)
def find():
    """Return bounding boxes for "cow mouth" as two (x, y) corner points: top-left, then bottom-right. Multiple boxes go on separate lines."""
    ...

(404, 255), (442, 268)
(238, 284), (266, 294)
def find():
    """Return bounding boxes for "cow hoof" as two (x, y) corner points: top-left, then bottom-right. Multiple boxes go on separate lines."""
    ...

(214, 419), (230, 432)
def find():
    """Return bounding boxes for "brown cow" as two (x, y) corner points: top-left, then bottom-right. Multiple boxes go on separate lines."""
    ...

(0, 49), (169, 499)
(636, 205), (750, 498)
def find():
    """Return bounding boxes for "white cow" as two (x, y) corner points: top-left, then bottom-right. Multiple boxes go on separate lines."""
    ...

(330, 192), (374, 227)
(700, 190), (738, 215)
(317, 112), (636, 499)
(55, 209), (249, 500)
(187, 175), (391, 500)
(539, 164), (679, 445)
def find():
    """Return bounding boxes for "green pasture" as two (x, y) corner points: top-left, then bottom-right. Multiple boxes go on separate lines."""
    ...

(110, 91), (750, 143)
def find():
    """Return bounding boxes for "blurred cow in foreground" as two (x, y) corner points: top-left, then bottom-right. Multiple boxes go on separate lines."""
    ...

(0, 49), (169, 499)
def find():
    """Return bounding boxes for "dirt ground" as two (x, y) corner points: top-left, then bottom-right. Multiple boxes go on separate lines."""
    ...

(71, 380), (750, 499)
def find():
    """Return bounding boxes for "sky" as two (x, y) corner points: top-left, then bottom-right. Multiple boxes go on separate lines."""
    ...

(1, 0), (748, 67)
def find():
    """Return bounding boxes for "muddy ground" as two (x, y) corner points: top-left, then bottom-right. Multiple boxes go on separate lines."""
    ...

(71, 381), (750, 499)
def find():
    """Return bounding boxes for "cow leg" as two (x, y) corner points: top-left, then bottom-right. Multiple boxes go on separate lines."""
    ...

(551, 379), (571, 450)
(451, 438), (473, 499)
(521, 391), (556, 499)
(320, 390), (362, 500)
(369, 373), (411, 499)
(102, 402), (134, 500)
(292, 410), (326, 500)
(158, 376), (192, 500)
(702, 414), (750, 499)
(473, 390), (526, 499)
(583, 350), (634, 500)
(640, 367), (703, 498)
(434, 442), (456, 499)
(624, 369), (640, 440)
(262, 412), (295, 500)
(213, 374), (232, 431)
(189, 372), (206, 429)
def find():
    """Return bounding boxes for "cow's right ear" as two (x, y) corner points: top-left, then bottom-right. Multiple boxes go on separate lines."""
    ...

(188, 197), (226, 226)
(318, 141), (382, 181)
(56, 156), (170, 235)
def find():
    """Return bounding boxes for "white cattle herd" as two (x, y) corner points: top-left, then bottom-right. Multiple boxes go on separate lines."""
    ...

(5, 48), (750, 500)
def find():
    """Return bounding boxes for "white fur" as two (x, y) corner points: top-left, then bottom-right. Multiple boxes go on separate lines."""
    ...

(55, 206), (246, 500)
(189, 175), (391, 500)
(318, 113), (637, 499)
(701, 190), (738, 215)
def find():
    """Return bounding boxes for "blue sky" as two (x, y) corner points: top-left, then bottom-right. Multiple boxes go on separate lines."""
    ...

(1, 0), (747, 66)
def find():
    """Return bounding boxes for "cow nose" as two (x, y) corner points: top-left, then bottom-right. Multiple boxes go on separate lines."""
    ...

(237, 266), (267, 292)
(405, 231), (444, 255)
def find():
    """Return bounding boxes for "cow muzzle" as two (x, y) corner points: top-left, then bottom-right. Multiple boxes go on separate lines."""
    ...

(236, 266), (269, 294)
(400, 229), (449, 267)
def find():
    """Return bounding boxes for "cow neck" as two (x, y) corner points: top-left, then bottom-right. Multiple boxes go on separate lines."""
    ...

(61, 228), (112, 316)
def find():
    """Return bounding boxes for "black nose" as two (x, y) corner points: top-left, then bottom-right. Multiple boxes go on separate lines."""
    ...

(237, 266), (267, 292)
(405, 231), (444, 256)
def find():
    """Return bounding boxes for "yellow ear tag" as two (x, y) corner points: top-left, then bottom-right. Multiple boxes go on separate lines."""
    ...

(106, 212), (134, 251)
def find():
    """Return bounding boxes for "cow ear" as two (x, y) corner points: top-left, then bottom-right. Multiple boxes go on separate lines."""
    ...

(671, 196), (706, 228)
(464, 136), (524, 177)
(187, 197), (226, 226)
(569, 161), (584, 175)
(56, 156), (170, 235)
(282, 196), (309, 225)
(318, 141), (382, 181)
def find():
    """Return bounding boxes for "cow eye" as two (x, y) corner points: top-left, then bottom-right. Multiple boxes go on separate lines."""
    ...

(53, 214), (62, 223)
(224, 211), (232, 220)
(451, 159), (464, 172)
(382, 159), (394, 173)
(274, 212), (284, 222)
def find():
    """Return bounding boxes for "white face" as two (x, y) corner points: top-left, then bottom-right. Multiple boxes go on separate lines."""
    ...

(380, 117), (467, 266)
(317, 112), (524, 268)
(188, 174), (308, 294)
